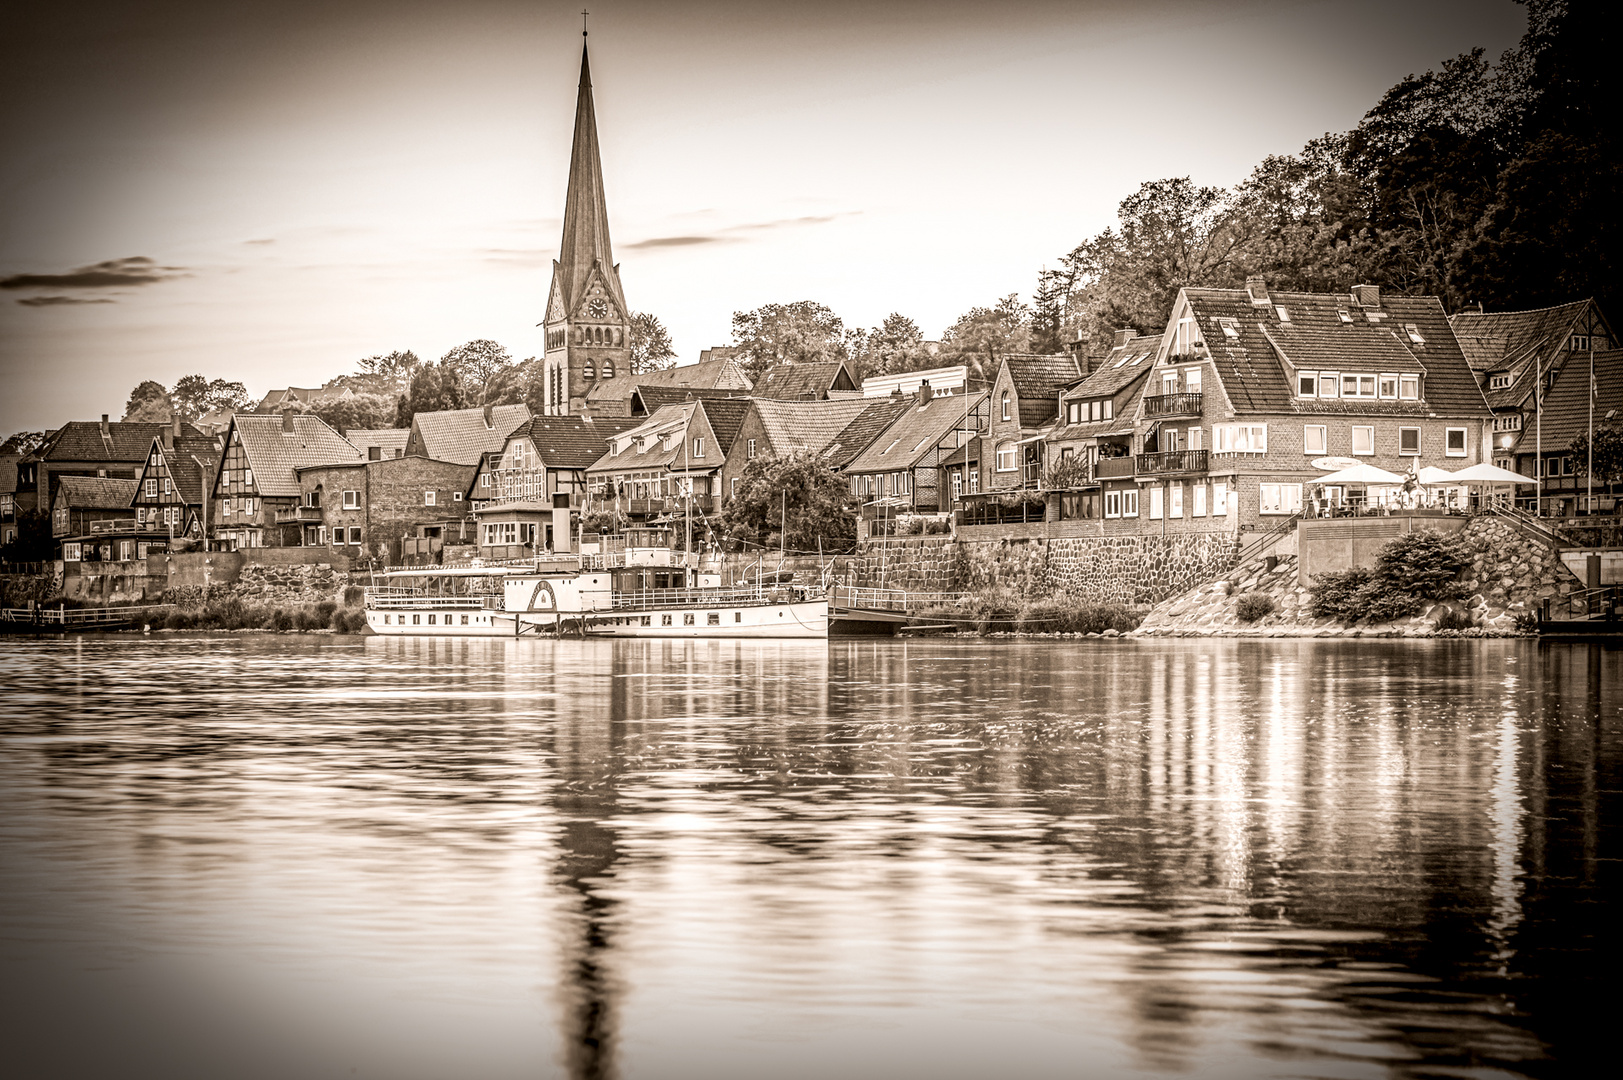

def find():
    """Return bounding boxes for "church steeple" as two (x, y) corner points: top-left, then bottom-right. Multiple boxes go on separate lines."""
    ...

(543, 36), (631, 416)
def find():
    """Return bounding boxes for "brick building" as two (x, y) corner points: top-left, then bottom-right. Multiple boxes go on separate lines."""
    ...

(212, 412), (363, 548)
(295, 456), (477, 561)
(984, 353), (1082, 492)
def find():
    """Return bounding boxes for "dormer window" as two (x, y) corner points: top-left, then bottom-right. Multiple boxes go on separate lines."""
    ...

(1489, 372), (1513, 390)
(1399, 375), (1420, 400)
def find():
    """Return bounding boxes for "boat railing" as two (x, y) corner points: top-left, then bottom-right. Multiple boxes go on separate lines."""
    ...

(364, 590), (505, 610)
(610, 584), (790, 610)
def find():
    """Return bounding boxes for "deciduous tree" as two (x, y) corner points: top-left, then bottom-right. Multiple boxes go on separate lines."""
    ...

(629, 312), (677, 375)
(395, 362), (466, 426)
(440, 340), (514, 405)
(730, 301), (849, 383)
(1569, 425), (1623, 485)
(939, 295), (1031, 382)
(122, 380), (172, 422)
(716, 449), (856, 553)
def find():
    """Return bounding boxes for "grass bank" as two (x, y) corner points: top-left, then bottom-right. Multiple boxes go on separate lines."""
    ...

(160, 597), (368, 634)
(910, 588), (1143, 636)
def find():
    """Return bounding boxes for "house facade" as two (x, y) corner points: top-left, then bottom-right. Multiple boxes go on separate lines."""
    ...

(1043, 331), (1162, 510)
(51, 477), (143, 562)
(31, 416), (202, 510)
(295, 456), (476, 561)
(471, 415), (641, 511)
(842, 388), (990, 514)
(584, 402), (728, 522)
(718, 397), (875, 503)
(404, 404), (530, 465)
(984, 353), (1082, 492)
(752, 362), (859, 401)
(211, 413), (363, 548)
(130, 426), (219, 543)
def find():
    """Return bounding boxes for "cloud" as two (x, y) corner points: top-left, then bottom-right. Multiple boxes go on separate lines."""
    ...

(243, 238), (276, 246)
(16, 295), (116, 306)
(624, 211), (860, 251)
(0, 256), (187, 290)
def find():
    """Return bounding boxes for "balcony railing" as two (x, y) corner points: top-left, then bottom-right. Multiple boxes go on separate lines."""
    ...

(1096, 457), (1136, 479)
(274, 506), (323, 524)
(1136, 449), (1209, 475)
(89, 518), (138, 534)
(1142, 392), (1203, 418)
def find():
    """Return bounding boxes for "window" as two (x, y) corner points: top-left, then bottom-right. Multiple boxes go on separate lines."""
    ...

(602, 360), (614, 378)
(1379, 374), (1399, 399)
(1214, 424), (1267, 453)
(1213, 481), (1227, 516)
(1319, 372), (1339, 398)
(1342, 374), (1377, 398)
(422, 490), (436, 507)
(1259, 483), (1303, 515)
(708, 612), (721, 625)
(1149, 485), (1164, 519)
(684, 613), (695, 626)
(1104, 490), (1121, 518)
(1399, 427), (1421, 455)
(1275, 305), (1291, 323)
(747, 438), (756, 459)
(1122, 489), (1139, 517)
(1493, 415), (1522, 432)
(1217, 317), (1239, 339)
(63, 542), (81, 561)
(1405, 323), (1425, 345)
(481, 473), (491, 488)
(1298, 371), (1318, 397)
(243, 469), (253, 486)
(1572, 334), (1591, 351)
(1001, 391), (1011, 421)
(461, 615), (469, 625)
(144, 479), (158, 497)
(1193, 484), (1207, 517)
(1351, 426), (1374, 455)
(342, 490), (359, 509)
(1445, 428), (1467, 457)
(1066, 402), (1081, 424)
(1187, 427), (1202, 451)
(1185, 368), (1201, 394)
(995, 442), (1016, 471)
(662, 614), (672, 626)
(1489, 373), (1512, 389)
(968, 469), (979, 494)
(222, 498), (232, 515)
(413, 614), (420, 625)
(453, 491), (463, 502)
(349, 527), (362, 544)
(427, 614), (436, 625)
(734, 612), (742, 623)
(584, 360), (595, 380)
(691, 437), (704, 458)
(1337, 308), (1353, 324)
(1169, 483), (1183, 518)
(1399, 375), (1420, 400)
(1103, 399), (1113, 420)
(1304, 425), (1328, 456)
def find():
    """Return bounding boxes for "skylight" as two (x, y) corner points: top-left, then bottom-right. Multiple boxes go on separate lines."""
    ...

(1275, 305), (1291, 322)
(1405, 323), (1425, 345)
(1218, 318), (1239, 339)
(1337, 308), (1353, 323)
(1130, 351), (1148, 366)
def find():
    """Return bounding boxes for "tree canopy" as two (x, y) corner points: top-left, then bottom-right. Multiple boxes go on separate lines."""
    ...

(356, 350), (422, 383)
(440, 340), (514, 405)
(730, 301), (850, 383)
(395, 362), (466, 427)
(629, 312), (677, 375)
(1569, 425), (1623, 485)
(939, 295), (1031, 381)
(121, 375), (250, 423)
(716, 449), (856, 553)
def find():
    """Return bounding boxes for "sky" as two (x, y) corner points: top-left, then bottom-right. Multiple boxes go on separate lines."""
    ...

(0, 0), (1528, 434)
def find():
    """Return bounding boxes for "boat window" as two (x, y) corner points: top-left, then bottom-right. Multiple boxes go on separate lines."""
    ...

(684, 613), (695, 625)
(428, 614), (436, 624)
(383, 614), (390, 624)
(662, 614), (672, 626)
(413, 614), (420, 625)
(708, 612), (721, 625)
(734, 612), (741, 622)
(461, 614), (469, 625)
(641, 616), (651, 626)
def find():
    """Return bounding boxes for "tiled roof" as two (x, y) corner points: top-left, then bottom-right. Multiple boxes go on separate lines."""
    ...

(585, 357), (752, 405)
(843, 392), (986, 473)
(411, 405), (530, 465)
(164, 436), (223, 504)
(1450, 300), (1598, 410)
(0, 454), (18, 496)
(753, 362), (854, 401)
(1047, 419), (1136, 443)
(1062, 336), (1162, 401)
(1183, 287), (1490, 418)
(232, 414), (363, 496)
(697, 398), (750, 456)
(940, 435), (981, 469)
(584, 404), (697, 473)
(346, 429), (410, 456)
(43, 420), (203, 463)
(825, 399), (910, 470)
(632, 385), (753, 414)
(749, 398), (877, 457)
(516, 415), (641, 470)
(55, 476), (139, 510)
(1516, 349), (1623, 451)
(1002, 353), (1081, 427)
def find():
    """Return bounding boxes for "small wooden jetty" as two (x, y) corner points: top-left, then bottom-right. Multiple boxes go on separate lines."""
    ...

(1, 605), (172, 634)
(1536, 588), (1623, 638)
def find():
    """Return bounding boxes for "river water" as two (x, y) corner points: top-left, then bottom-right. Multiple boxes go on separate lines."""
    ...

(0, 636), (1616, 1079)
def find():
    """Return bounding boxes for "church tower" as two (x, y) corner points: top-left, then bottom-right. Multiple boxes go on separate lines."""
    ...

(542, 38), (631, 415)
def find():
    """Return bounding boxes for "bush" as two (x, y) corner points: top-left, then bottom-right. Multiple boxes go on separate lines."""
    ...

(1375, 530), (1469, 599)
(1355, 578), (1423, 623)
(163, 608), (194, 630)
(1310, 567), (1374, 620)
(1234, 591), (1275, 622)
(342, 585), (365, 607)
(316, 600), (337, 622)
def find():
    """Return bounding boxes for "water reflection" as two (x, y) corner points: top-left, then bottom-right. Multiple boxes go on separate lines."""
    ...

(0, 637), (1616, 1079)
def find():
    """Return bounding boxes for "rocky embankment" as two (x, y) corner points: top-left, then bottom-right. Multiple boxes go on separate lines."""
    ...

(1134, 516), (1578, 638)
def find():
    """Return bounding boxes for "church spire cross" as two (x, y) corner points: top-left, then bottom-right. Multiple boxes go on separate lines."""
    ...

(581, 9), (588, 36)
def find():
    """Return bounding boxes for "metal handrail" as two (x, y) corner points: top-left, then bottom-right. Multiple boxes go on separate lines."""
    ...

(1142, 392), (1204, 417)
(610, 585), (774, 610)
(1135, 449), (1209, 475)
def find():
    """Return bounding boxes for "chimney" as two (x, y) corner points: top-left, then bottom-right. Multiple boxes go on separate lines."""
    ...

(281, 409), (295, 434)
(890, 387), (904, 400)
(100, 414), (110, 438)
(482, 403), (494, 429)
(1352, 283), (1382, 308)
(919, 380), (934, 404)
(1112, 328), (1134, 348)
(1246, 276), (1271, 306)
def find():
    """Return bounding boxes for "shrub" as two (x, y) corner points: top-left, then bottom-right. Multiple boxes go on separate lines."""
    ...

(1355, 578), (1423, 623)
(1234, 591), (1275, 622)
(295, 608), (326, 631)
(1432, 605), (1474, 631)
(1375, 530), (1469, 599)
(1310, 567), (1374, 620)
(163, 608), (193, 630)
(342, 585), (365, 607)
(316, 600), (337, 622)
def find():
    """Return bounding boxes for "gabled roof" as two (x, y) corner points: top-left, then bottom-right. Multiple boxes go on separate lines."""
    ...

(1062, 335), (1161, 401)
(229, 414), (363, 496)
(511, 415), (641, 470)
(1001, 353), (1081, 427)
(1517, 349), (1623, 451)
(585, 403), (699, 473)
(0, 454), (20, 496)
(410, 405), (530, 465)
(586, 357), (752, 406)
(824, 399), (911, 470)
(631, 384), (753, 414)
(748, 398), (879, 458)
(54, 476), (139, 510)
(843, 392), (986, 473)
(42, 420), (203, 463)
(1181, 287), (1490, 418)
(697, 398), (750, 456)
(151, 436), (222, 505)
(1450, 300), (1603, 410)
(346, 428), (411, 456)
(753, 362), (856, 401)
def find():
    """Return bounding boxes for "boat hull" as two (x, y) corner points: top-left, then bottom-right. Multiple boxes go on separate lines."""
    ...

(532, 599), (828, 638)
(365, 608), (516, 636)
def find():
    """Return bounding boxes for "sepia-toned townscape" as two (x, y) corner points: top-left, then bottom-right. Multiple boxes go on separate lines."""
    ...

(2, 4), (1619, 1080)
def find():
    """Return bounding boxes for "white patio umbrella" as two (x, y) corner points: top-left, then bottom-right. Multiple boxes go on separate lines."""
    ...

(1416, 466), (1458, 485)
(1310, 463), (1406, 486)
(1447, 462), (1538, 484)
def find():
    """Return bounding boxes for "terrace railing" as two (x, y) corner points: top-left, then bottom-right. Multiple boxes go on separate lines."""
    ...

(1141, 392), (1203, 418)
(1135, 449), (1209, 475)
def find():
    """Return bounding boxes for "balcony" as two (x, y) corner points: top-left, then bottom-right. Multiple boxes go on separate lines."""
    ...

(1135, 449), (1209, 476)
(274, 506), (323, 524)
(89, 518), (138, 534)
(1142, 392), (1203, 418)
(1096, 457), (1136, 479)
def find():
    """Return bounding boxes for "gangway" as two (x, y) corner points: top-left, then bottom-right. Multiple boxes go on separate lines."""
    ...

(828, 586), (973, 636)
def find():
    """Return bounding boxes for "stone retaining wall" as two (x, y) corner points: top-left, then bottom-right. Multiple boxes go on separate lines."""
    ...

(845, 533), (1241, 605)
